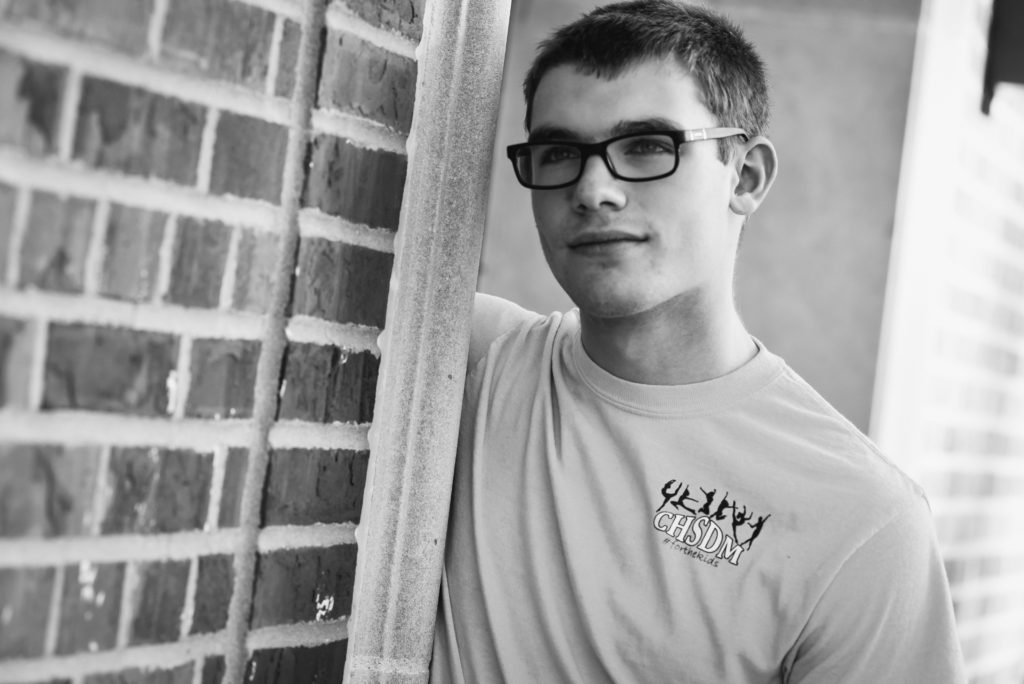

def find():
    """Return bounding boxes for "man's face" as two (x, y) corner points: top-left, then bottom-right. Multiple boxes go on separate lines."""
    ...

(529, 58), (742, 320)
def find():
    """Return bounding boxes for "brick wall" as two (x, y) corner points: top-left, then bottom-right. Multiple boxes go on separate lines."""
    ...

(873, 0), (1024, 680)
(0, 0), (423, 681)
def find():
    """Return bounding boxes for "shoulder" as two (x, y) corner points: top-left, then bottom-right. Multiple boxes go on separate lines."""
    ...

(746, 348), (929, 550)
(772, 356), (926, 504)
(468, 293), (549, 369)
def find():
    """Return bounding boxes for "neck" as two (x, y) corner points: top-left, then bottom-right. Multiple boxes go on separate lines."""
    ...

(578, 290), (756, 385)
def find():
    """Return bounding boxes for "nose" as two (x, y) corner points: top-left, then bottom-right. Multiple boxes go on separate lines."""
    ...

(571, 152), (627, 212)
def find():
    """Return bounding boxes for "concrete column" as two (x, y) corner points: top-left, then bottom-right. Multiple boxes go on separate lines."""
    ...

(342, 0), (511, 681)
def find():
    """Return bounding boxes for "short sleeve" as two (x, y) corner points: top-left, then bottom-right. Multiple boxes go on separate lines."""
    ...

(468, 293), (542, 369)
(784, 496), (966, 684)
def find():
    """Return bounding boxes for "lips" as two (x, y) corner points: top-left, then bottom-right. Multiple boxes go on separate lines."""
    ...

(567, 231), (648, 248)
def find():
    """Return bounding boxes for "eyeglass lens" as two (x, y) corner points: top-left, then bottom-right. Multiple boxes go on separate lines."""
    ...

(515, 133), (678, 188)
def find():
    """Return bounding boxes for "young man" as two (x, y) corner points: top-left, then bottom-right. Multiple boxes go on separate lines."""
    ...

(431, 1), (965, 681)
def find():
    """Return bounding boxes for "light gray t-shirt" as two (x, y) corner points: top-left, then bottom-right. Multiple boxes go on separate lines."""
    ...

(431, 296), (964, 683)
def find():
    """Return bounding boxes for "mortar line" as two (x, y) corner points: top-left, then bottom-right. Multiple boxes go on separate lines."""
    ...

(245, 615), (349, 649)
(115, 561), (139, 648)
(171, 335), (193, 419)
(195, 108), (220, 194)
(0, 410), (371, 451)
(218, 226), (241, 310)
(0, 289), (381, 351)
(42, 564), (66, 656)
(56, 67), (82, 162)
(324, 0), (418, 59)
(309, 106), (408, 153)
(154, 214), (177, 304)
(5, 186), (31, 287)
(147, 0), (170, 59)
(206, 446), (229, 531)
(180, 556), (199, 640)
(222, 2), (326, 676)
(265, 13), (285, 97)
(0, 524), (357, 568)
(82, 198), (110, 296)
(232, 0), (302, 20)
(88, 445), (113, 535)
(238, 0), (420, 59)
(26, 317), (48, 411)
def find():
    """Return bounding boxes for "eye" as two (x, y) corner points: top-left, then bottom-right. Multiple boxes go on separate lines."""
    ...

(537, 144), (580, 165)
(622, 135), (675, 155)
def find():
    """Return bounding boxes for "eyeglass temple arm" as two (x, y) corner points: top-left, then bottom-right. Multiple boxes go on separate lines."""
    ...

(682, 127), (749, 142)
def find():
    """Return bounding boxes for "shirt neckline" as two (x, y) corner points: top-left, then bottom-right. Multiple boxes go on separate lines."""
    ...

(568, 315), (784, 416)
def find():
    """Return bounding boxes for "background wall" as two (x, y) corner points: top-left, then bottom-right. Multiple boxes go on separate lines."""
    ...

(0, 0), (421, 681)
(479, 0), (922, 433)
(873, 0), (1024, 679)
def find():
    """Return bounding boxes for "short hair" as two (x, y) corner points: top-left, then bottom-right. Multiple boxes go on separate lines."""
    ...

(522, 0), (770, 161)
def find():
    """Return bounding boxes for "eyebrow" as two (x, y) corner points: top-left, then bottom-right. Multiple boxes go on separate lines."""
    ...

(527, 117), (683, 143)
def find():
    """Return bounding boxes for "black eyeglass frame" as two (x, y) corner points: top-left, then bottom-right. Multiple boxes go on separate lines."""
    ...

(506, 127), (749, 190)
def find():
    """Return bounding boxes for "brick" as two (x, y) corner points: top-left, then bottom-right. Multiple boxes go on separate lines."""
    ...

(101, 448), (212, 534)
(0, 182), (17, 283)
(244, 642), (347, 684)
(19, 191), (94, 293)
(201, 656), (225, 684)
(232, 230), (279, 314)
(161, 0), (274, 89)
(165, 217), (231, 308)
(101, 205), (166, 302)
(43, 324), (178, 416)
(190, 555), (232, 635)
(185, 339), (260, 419)
(273, 20), (301, 99)
(84, 664), (193, 684)
(129, 560), (189, 645)
(303, 136), (406, 231)
(217, 448), (247, 528)
(292, 239), (393, 328)
(5, 0), (153, 56)
(0, 567), (54, 658)
(250, 546), (357, 628)
(335, 350), (378, 422)
(278, 344), (379, 423)
(74, 78), (205, 185)
(263, 449), (369, 527)
(56, 561), (124, 654)
(0, 444), (103, 538)
(319, 32), (417, 134)
(209, 114), (287, 203)
(340, 0), (424, 40)
(0, 51), (64, 155)
(0, 316), (33, 409)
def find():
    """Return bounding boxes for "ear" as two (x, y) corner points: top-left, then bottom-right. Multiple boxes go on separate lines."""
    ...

(728, 136), (778, 216)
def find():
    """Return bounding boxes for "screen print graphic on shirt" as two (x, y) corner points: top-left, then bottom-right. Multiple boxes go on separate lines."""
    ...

(652, 479), (771, 568)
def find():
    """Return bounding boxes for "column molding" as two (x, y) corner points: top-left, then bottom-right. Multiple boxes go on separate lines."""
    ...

(343, 0), (512, 681)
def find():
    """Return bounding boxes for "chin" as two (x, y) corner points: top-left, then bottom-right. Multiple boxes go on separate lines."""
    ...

(566, 284), (656, 320)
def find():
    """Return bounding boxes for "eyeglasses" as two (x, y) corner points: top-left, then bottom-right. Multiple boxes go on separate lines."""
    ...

(506, 127), (748, 189)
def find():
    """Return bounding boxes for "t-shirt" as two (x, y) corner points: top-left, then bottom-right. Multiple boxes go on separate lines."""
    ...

(431, 295), (965, 683)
